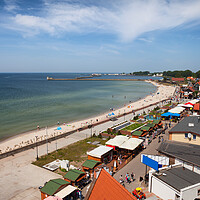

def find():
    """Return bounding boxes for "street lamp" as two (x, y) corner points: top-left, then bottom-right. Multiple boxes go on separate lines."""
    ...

(90, 120), (93, 137)
(46, 127), (48, 155)
(54, 132), (58, 151)
(35, 136), (39, 160)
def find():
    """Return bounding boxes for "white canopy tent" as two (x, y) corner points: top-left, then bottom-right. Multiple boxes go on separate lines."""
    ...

(118, 138), (143, 151)
(54, 185), (77, 199)
(105, 135), (129, 147)
(189, 99), (199, 104)
(177, 104), (185, 107)
(87, 146), (113, 158)
(169, 107), (185, 114)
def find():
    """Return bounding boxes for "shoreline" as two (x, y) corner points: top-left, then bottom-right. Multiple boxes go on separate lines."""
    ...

(0, 80), (156, 143)
(0, 80), (175, 155)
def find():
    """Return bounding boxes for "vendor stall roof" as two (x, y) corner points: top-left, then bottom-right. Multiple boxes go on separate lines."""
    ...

(87, 146), (113, 158)
(41, 179), (70, 196)
(146, 123), (155, 127)
(105, 135), (129, 147)
(54, 185), (77, 199)
(82, 159), (100, 169)
(140, 126), (151, 131)
(118, 138), (143, 150)
(64, 169), (85, 181)
(132, 131), (143, 136)
(152, 120), (160, 124)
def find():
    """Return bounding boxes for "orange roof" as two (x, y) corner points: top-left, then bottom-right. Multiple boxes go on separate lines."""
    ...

(172, 77), (184, 82)
(194, 103), (200, 111)
(86, 169), (136, 200)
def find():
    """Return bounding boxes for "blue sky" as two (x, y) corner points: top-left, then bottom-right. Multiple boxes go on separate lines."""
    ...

(0, 0), (200, 73)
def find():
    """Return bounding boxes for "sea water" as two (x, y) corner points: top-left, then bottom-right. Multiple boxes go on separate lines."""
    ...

(0, 73), (158, 140)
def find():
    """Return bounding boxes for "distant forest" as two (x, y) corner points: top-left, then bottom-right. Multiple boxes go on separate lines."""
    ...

(131, 70), (200, 78)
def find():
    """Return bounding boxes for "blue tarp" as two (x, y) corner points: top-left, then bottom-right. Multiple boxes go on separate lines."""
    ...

(161, 112), (171, 117)
(161, 112), (180, 117)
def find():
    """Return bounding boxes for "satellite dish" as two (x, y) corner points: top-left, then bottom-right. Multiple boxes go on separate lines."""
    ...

(188, 133), (192, 138)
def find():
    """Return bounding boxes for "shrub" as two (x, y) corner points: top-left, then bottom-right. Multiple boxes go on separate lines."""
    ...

(107, 128), (111, 134)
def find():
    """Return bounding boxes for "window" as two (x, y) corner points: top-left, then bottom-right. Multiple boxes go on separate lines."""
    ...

(193, 135), (197, 140)
(185, 133), (188, 138)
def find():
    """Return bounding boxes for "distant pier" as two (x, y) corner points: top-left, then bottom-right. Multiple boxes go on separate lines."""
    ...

(47, 77), (144, 81)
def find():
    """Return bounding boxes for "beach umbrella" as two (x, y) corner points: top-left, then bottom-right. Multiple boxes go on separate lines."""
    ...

(111, 112), (115, 115)
(108, 113), (112, 116)
(57, 126), (62, 130)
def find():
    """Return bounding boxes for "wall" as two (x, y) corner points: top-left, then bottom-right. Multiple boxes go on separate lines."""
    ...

(171, 133), (200, 145)
(181, 183), (200, 200)
(151, 176), (179, 200)
(88, 155), (101, 162)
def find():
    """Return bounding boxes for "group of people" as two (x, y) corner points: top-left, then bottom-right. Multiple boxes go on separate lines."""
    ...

(119, 172), (135, 186)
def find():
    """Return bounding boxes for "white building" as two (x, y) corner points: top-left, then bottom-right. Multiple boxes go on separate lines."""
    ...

(149, 166), (200, 200)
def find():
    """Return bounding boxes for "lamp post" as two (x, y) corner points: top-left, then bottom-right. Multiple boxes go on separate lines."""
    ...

(54, 132), (57, 151)
(90, 120), (93, 137)
(35, 136), (39, 160)
(46, 127), (48, 155)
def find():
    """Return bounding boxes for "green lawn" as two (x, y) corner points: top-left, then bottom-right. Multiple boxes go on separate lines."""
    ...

(122, 123), (144, 131)
(32, 136), (108, 167)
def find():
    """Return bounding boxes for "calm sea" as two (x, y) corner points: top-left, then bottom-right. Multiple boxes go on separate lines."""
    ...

(0, 73), (158, 140)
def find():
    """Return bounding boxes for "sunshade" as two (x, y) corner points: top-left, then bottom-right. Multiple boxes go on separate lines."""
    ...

(57, 127), (62, 130)
(118, 138), (143, 150)
(54, 185), (77, 199)
(106, 135), (129, 147)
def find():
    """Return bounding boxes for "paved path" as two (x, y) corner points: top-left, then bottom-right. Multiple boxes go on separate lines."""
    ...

(113, 121), (175, 193)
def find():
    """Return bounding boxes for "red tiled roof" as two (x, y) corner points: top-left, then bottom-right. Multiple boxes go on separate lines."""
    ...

(172, 77), (184, 82)
(194, 103), (200, 111)
(86, 169), (136, 200)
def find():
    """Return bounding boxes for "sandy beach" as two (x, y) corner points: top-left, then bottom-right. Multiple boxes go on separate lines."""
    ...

(0, 80), (176, 154)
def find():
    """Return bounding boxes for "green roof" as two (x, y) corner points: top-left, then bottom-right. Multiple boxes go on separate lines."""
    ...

(140, 126), (151, 131)
(40, 179), (69, 195)
(64, 169), (85, 181)
(132, 131), (143, 136)
(152, 120), (160, 124)
(146, 123), (155, 127)
(82, 159), (100, 169)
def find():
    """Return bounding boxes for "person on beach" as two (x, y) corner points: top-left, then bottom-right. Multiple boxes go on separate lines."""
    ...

(57, 121), (60, 125)
(37, 125), (40, 130)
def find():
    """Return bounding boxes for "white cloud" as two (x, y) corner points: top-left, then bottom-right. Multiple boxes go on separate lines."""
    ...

(4, 0), (200, 41)
(4, 0), (19, 12)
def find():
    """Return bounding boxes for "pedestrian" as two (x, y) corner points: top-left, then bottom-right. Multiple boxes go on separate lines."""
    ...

(169, 122), (171, 127)
(57, 121), (60, 125)
(125, 174), (128, 183)
(161, 136), (164, 142)
(158, 136), (161, 143)
(131, 172), (135, 181)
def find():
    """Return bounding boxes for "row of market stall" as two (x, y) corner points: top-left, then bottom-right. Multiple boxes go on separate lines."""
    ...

(161, 99), (200, 120)
(40, 119), (164, 200)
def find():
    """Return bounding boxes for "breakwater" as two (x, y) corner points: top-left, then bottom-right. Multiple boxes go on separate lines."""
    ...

(47, 77), (144, 81)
